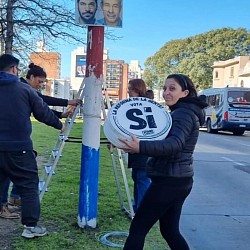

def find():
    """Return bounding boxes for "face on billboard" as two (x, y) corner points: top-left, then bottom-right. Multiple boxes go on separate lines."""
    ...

(101, 0), (122, 27)
(75, 0), (123, 28)
(77, 0), (97, 24)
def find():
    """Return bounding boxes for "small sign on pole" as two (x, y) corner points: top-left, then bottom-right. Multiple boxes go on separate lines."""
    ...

(104, 97), (172, 148)
(75, 0), (123, 28)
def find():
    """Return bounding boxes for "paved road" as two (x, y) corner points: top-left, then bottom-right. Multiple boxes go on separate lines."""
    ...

(181, 130), (250, 250)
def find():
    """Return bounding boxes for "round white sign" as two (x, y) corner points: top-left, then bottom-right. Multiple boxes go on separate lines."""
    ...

(104, 97), (172, 148)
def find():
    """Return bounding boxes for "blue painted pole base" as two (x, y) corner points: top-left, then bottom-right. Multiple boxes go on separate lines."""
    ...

(78, 144), (100, 228)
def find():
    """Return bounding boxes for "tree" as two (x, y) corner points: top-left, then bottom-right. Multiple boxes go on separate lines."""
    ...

(0, 0), (117, 59)
(143, 56), (161, 89)
(143, 28), (250, 90)
(1, 0), (86, 54)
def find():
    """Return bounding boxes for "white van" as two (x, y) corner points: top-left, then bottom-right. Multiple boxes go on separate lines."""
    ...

(199, 87), (250, 135)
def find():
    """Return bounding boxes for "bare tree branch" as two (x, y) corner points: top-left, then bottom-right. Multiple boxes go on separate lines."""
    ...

(0, 0), (121, 59)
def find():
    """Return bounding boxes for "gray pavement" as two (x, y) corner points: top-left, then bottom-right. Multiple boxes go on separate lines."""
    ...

(182, 214), (250, 250)
(181, 152), (250, 250)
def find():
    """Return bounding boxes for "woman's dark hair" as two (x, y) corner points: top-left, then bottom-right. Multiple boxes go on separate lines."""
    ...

(26, 63), (47, 79)
(128, 79), (147, 97)
(167, 74), (197, 97)
(146, 89), (154, 99)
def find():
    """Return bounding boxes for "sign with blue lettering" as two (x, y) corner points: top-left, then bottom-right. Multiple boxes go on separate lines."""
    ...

(104, 97), (172, 147)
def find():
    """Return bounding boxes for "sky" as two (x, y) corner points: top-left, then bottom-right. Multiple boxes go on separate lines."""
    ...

(58, 0), (250, 78)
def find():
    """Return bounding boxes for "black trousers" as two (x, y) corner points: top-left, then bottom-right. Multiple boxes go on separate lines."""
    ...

(123, 176), (193, 250)
(0, 151), (40, 226)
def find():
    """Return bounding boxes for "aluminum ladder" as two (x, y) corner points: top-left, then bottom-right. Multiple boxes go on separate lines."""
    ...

(39, 80), (85, 201)
(101, 83), (135, 218)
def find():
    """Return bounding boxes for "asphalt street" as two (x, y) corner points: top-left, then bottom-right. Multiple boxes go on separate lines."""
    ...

(181, 131), (250, 250)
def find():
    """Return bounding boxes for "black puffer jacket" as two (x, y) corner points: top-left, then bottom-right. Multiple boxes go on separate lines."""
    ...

(0, 72), (62, 151)
(139, 97), (207, 178)
(128, 153), (148, 169)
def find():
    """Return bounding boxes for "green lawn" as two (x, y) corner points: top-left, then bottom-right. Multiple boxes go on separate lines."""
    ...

(12, 119), (169, 250)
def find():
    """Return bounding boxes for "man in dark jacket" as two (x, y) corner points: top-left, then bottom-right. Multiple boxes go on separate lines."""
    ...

(0, 54), (63, 238)
(6, 63), (82, 208)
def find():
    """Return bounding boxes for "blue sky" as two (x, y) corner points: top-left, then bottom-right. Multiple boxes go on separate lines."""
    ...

(59, 0), (250, 78)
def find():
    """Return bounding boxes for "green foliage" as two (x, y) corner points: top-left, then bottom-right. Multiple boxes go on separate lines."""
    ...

(144, 28), (250, 90)
(11, 120), (169, 250)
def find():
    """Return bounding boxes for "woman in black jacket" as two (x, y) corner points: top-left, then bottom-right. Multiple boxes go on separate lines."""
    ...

(120, 74), (207, 250)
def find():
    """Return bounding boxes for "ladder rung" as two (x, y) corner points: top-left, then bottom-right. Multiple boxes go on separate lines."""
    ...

(66, 118), (76, 124)
(45, 165), (55, 175)
(39, 180), (48, 192)
(52, 149), (62, 158)
(59, 134), (65, 140)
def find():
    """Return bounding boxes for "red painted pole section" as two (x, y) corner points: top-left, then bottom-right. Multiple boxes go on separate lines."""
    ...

(85, 26), (104, 78)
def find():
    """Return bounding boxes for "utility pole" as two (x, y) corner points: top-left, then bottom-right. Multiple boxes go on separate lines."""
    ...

(78, 26), (104, 229)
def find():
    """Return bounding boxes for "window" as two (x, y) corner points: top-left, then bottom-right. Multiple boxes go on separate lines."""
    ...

(215, 71), (219, 78)
(230, 67), (234, 77)
(207, 95), (216, 107)
(54, 82), (59, 95)
(206, 94), (220, 107)
(228, 91), (248, 103)
(240, 80), (244, 87)
(214, 94), (220, 107)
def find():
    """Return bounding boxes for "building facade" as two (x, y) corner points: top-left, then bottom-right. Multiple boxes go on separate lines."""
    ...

(48, 79), (72, 112)
(30, 52), (61, 79)
(30, 46), (144, 106)
(212, 56), (250, 88)
(103, 59), (128, 103)
(128, 60), (143, 81)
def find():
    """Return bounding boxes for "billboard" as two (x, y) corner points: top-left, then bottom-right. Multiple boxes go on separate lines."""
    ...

(75, 55), (86, 78)
(75, 0), (123, 28)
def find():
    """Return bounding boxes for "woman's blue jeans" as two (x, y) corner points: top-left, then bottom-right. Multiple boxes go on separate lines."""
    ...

(131, 168), (151, 212)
